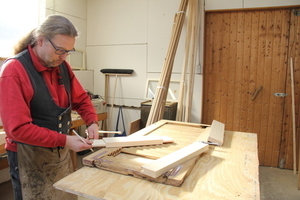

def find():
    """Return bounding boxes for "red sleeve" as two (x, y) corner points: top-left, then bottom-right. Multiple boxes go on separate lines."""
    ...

(0, 59), (66, 152)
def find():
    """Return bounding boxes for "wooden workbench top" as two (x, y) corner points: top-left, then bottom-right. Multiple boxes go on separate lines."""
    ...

(54, 130), (260, 200)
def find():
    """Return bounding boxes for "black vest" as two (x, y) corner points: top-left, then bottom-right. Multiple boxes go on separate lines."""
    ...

(14, 50), (72, 135)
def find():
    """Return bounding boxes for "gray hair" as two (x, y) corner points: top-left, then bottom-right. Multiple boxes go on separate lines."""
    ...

(14, 15), (78, 55)
(34, 14), (78, 39)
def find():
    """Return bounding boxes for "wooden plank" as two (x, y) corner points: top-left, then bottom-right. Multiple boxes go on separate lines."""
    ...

(226, 12), (238, 131)
(141, 142), (209, 178)
(248, 11), (260, 135)
(101, 135), (173, 148)
(208, 120), (225, 146)
(129, 118), (141, 135)
(92, 139), (106, 147)
(280, 9), (295, 169)
(0, 131), (6, 155)
(219, 12), (231, 125)
(240, 12), (253, 132)
(255, 10), (267, 166)
(0, 131), (5, 145)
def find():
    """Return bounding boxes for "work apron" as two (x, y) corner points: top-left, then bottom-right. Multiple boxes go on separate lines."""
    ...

(17, 143), (76, 200)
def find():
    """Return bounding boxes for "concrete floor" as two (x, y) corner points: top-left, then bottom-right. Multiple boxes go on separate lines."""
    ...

(0, 166), (299, 199)
(260, 166), (300, 200)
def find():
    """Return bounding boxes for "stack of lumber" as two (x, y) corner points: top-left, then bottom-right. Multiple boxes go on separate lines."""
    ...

(176, 0), (201, 122)
(146, 0), (189, 126)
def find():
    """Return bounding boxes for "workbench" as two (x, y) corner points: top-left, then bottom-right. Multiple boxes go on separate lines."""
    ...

(54, 122), (260, 200)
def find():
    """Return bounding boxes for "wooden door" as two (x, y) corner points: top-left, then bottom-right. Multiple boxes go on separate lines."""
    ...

(202, 8), (300, 169)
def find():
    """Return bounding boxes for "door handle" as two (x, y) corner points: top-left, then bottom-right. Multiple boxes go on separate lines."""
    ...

(274, 93), (288, 97)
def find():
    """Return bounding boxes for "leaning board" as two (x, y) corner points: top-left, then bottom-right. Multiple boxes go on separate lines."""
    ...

(82, 120), (211, 186)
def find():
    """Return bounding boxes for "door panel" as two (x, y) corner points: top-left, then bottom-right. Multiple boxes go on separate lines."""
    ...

(202, 9), (291, 168)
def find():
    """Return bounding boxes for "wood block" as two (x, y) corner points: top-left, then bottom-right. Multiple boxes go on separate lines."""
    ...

(141, 141), (209, 178)
(129, 118), (141, 135)
(102, 136), (173, 148)
(0, 131), (6, 145)
(208, 120), (225, 146)
(92, 139), (106, 147)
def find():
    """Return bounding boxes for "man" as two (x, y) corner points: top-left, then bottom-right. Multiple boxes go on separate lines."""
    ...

(0, 15), (99, 200)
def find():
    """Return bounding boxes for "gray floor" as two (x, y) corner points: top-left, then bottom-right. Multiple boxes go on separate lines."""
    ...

(0, 166), (299, 199)
(260, 166), (300, 200)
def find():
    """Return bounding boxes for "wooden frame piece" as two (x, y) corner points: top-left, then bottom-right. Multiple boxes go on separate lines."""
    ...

(92, 139), (106, 147)
(208, 120), (225, 146)
(141, 141), (209, 178)
(92, 135), (174, 148)
(145, 79), (180, 101)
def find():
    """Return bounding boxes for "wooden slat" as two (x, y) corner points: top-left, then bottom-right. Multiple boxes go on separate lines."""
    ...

(256, 10), (267, 165)
(208, 120), (225, 146)
(102, 136), (173, 148)
(248, 11), (260, 134)
(271, 10), (290, 167)
(226, 12), (238, 131)
(129, 118), (141, 135)
(219, 12), (231, 125)
(141, 142), (209, 178)
(280, 10), (295, 169)
(240, 11), (251, 131)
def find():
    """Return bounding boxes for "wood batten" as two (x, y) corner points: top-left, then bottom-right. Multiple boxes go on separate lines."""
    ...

(141, 141), (209, 178)
(208, 120), (225, 146)
(92, 135), (174, 148)
(146, 0), (189, 126)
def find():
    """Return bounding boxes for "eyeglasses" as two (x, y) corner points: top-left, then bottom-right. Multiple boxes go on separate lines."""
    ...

(47, 38), (75, 55)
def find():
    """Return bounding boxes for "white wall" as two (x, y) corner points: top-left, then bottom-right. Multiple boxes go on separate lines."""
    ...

(86, 0), (204, 132)
(46, 0), (87, 52)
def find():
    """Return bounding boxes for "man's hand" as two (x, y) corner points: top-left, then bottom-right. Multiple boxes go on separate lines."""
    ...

(86, 123), (99, 139)
(65, 135), (93, 152)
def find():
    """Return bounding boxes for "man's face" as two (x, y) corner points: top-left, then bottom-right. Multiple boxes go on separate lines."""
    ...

(38, 34), (75, 67)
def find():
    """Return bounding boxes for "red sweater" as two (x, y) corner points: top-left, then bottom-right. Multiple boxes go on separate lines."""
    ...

(0, 46), (97, 152)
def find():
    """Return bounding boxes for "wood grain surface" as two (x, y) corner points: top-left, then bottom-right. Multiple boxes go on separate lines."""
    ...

(54, 130), (260, 200)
